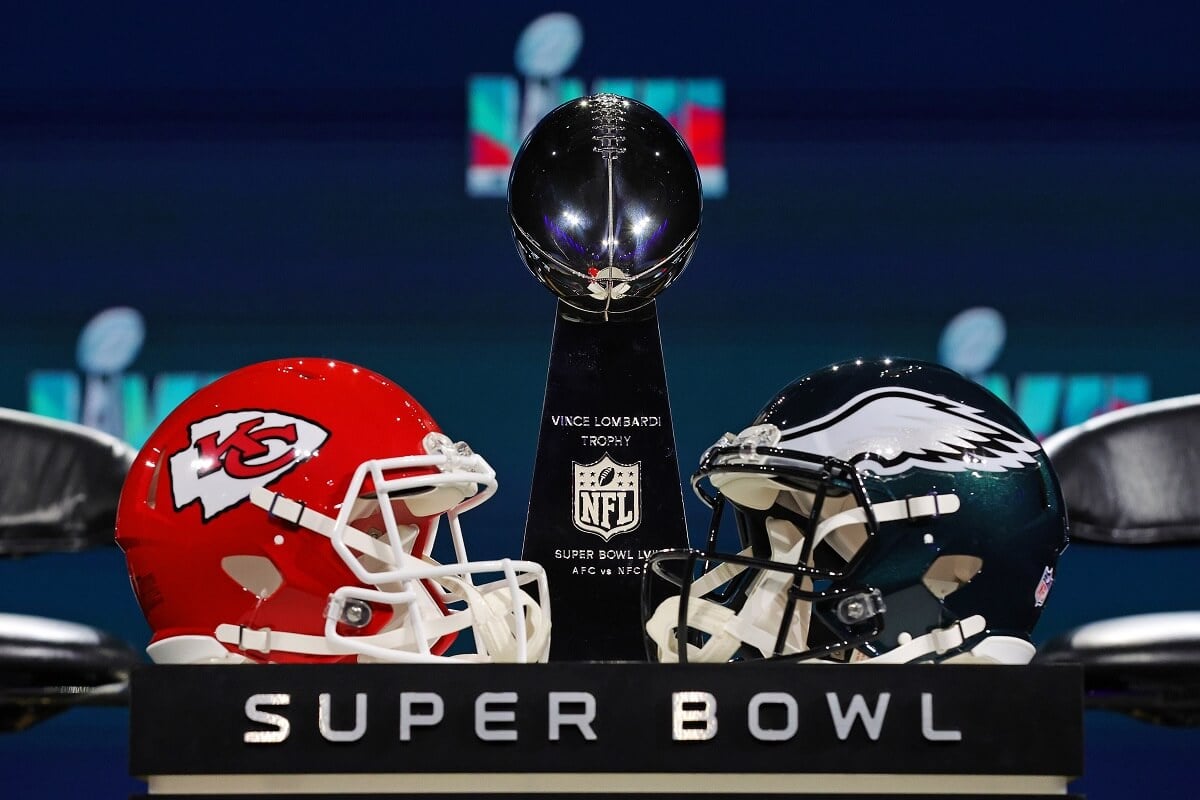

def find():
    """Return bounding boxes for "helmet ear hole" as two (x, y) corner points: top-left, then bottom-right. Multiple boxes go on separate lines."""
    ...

(221, 555), (284, 599)
(922, 555), (983, 600)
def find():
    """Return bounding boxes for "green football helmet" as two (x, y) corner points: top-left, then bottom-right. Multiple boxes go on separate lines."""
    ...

(644, 357), (1069, 665)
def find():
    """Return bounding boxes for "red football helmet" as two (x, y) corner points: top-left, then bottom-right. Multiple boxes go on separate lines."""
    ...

(116, 358), (550, 664)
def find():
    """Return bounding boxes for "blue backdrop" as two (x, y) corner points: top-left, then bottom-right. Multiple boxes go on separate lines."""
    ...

(2, 2), (1199, 797)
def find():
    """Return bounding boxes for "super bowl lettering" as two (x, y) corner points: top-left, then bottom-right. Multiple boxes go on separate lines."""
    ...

(242, 689), (962, 745)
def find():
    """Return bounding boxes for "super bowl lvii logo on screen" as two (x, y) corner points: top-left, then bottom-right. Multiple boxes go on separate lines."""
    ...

(466, 12), (726, 199)
(27, 306), (222, 447)
(937, 306), (1150, 438)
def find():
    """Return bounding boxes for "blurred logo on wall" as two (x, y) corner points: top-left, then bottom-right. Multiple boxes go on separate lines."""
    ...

(938, 306), (1150, 439)
(27, 307), (222, 447)
(467, 12), (726, 198)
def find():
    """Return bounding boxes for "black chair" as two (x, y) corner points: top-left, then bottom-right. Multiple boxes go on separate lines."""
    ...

(0, 408), (142, 732)
(1035, 396), (1200, 727)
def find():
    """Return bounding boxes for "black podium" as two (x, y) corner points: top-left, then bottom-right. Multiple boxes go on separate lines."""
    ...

(129, 663), (1083, 799)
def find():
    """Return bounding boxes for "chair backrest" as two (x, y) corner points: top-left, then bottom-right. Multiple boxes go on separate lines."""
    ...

(0, 612), (141, 732)
(1043, 395), (1200, 545)
(0, 408), (136, 557)
(1039, 396), (1200, 727)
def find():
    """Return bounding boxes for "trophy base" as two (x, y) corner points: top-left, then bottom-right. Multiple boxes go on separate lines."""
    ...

(522, 300), (689, 662)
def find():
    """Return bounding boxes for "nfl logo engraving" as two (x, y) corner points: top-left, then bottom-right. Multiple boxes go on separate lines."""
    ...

(572, 454), (641, 540)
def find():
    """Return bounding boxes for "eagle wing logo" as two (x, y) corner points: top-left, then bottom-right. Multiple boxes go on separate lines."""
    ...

(777, 388), (1041, 475)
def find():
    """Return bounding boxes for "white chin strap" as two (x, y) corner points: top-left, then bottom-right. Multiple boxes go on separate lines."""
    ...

(644, 491), (1025, 665)
(148, 487), (551, 665)
(205, 561), (551, 665)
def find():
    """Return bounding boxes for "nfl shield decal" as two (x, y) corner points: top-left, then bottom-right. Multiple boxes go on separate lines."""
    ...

(1034, 565), (1055, 607)
(573, 454), (641, 540)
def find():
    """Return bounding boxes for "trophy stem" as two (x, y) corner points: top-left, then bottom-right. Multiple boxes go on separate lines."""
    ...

(522, 299), (689, 661)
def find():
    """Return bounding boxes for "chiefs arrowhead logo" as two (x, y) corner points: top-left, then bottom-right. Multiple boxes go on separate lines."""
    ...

(169, 410), (330, 521)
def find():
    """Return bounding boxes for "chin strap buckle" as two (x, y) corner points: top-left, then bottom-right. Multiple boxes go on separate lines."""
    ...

(932, 615), (988, 655)
(231, 625), (272, 654)
(215, 623), (281, 655)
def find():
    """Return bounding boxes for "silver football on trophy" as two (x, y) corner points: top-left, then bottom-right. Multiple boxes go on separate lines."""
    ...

(508, 93), (702, 319)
